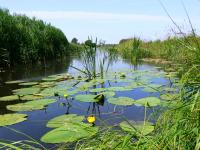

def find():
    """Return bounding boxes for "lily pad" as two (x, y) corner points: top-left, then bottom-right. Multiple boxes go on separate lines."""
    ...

(7, 99), (56, 112)
(12, 87), (40, 95)
(162, 87), (178, 92)
(107, 86), (132, 92)
(0, 95), (19, 101)
(135, 97), (160, 107)
(42, 76), (63, 82)
(108, 97), (135, 106)
(20, 95), (44, 101)
(0, 114), (27, 126)
(5, 80), (24, 84)
(160, 94), (179, 101)
(142, 87), (158, 93)
(39, 82), (55, 88)
(19, 82), (38, 86)
(89, 88), (106, 93)
(119, 121), (154, 136)
(47, 114), (84, 128)
(100, 92), (115, 98)
(75, 94), (99, 102)
(41, 122), (98, 143)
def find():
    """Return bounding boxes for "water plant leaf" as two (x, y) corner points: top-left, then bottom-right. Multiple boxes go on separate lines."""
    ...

(89, 88), (106, 93)
(162, 87), (178, 92)
(0, 95), (19, 101)
(20, 95), (44, 101)
(160, 94), (179, 101)
(108, 97), (135, 106)
(100, 91), (115, 98)
(142, 87), (158, 93)
(39, 82), (55, 88)
(107, 86), (132, 92)
(119, 121), (154, 136)
(12, 87), (40, 95)
(19, 82), (38, 86)
(135, 97), (160, 107)
(42, 76), (63, 82)
(47, 114), (85, 128)
(5, 80), (24, 84)
(0, 114), (27, 126)
(41, 122), (98, 144)
(75, 94), (99, 102)
(7, 99), (56, 112)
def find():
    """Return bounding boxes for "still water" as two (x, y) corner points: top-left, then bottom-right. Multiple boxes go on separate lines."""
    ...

(0, 52), (175, 148)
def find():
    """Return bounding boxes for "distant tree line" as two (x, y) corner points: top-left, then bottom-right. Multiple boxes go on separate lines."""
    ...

(0, 8), (74, 67)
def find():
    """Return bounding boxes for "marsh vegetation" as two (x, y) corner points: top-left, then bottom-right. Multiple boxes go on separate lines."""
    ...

(0, 7), (200, 150)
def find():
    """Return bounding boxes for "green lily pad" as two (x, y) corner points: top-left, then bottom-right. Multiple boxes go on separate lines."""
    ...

(160, 94), (179, 101)
(5, 80), (24, 84)
(135, 97), (160, 107)
(0, 114), (27, 126)
(39, 82), (55, 88)
(19, 82), (38, 86)
(89, 88), (106, 93)
(100, 91), (115, 98)
(107, 86), (132, 92)
(7, 99), (56, 112)
(119, 121), (154, 136)
(42, 76), (63, 82)
(162, 87), (178, 92)
(20, 95), (44, 101)
(142, 87), (158, 93)
(47, 114), (85, 128)
(108, 97), (135, 106)
(75, 94), (99, 102)
(41, 122), (98, 144)
(12, 87), (40, 95)
(0, 95), (19, 101)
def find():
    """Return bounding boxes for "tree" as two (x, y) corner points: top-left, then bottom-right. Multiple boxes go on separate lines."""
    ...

(71, 38), (78, 44)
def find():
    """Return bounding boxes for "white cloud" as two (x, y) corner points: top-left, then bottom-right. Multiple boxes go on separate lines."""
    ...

(13, 10), (171, 23)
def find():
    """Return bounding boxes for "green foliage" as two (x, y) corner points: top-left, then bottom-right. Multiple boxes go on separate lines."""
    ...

(0, 8), (72, 67)
(116, 35), (200, 66)
(0, 114), (27, 126)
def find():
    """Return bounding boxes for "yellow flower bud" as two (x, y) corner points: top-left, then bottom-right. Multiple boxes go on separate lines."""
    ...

(87, 116), (96, 123)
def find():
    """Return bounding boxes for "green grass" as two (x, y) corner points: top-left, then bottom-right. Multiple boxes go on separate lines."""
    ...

(73, 66), (200, 150)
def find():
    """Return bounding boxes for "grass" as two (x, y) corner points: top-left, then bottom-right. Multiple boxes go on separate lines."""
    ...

(73, 65), (200, 150)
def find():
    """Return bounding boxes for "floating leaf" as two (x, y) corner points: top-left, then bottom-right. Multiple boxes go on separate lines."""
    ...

(108, 97), (135, 106)
(5, 80), (24, 84)
(12, 87), (40, 95)
(0, 114), (27, 126)
(75, 94), (99, 102)
(0, 95), (19, 101)
(162, 87), (177, 92)
(89, 88), (106, 93)
(39, 82), (55, 88)
(160, 94), (179, 101)
(135, 97), (160, 107)
(42, 76), (63, 82)
(100, 91), (115, 98)
(119, 121), (154, 136)
(19, 82), (38, 86)
(20, 95), (43, 101)
(142, 87), (158, 93)
(47, 114), (84, 128)
(107, 86), (132, 92)
(7, 99), (56, 112)
(41, 122), (98, 143)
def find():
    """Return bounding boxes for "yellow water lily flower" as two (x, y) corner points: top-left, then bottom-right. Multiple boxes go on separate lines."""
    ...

(87, 116), (96, 123)
(64, 94), (68, 98)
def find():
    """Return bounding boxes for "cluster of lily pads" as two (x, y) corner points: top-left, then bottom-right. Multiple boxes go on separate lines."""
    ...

(0, 68), (181, 143)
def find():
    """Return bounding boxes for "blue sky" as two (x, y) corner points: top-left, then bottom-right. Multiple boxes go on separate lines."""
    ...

(0, 0), (200, 43)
